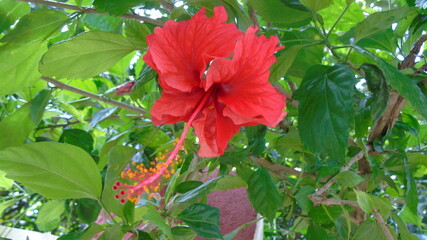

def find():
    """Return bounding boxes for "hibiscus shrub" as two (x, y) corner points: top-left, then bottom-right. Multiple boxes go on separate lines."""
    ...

(0, 0), (426, 239)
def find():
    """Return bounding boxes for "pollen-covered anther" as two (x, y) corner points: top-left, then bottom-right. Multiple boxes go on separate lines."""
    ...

(113, 141), (186, 204)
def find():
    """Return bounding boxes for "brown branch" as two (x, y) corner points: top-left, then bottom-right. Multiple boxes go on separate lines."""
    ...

(373, 212), (394, 240)
(309, 150), (364, 199)
(311, 197), (359, 208)
(42, 77), (146, 116)
(368, 35), (427, 146)
(36, 114), (143, 130)
(413, 63), (427, 76)
(249, 156), (314, 180)
(399, 35), (427, 69)
(16, 0), (165, 26)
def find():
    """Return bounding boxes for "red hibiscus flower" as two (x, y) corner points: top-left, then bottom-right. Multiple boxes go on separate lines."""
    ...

(114, 6), (286, 203)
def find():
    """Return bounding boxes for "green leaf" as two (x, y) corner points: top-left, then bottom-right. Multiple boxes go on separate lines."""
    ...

(30, 90), (51, 125)
(360, 63), (390, 122)
(294, 64), (355, 161)
(0, 0), (30, 32)
(1, 9), (68, 44)
(0, 142), (102, 199)
(306, 223), (329, 240)
(171, 226), (196, 240)
(354, 190), (374, 214)
(0, 104), (34, 150)
(82, 14), (122, 33)
(175, 177), (220, 203)
(75, 199), (101, 224)
(335, 171), (365, 189)
(299, 0), (332, 11)
(59, 129), (94, 153)
(0, 170), (13, 189)
(356, 47), (427, 121)
(79, 223), (105, 240)
(213, 175), (247, 191)
(40, 31), (136, 80)
(93, 0), (145, 16)
(102, 146), (136, 217)
(98, 131), (128, 170)
(105, 146), (136, 183)
(392, 213), (420, 240)
(282, 28), (323, 78)
(357, 28), (397, 53)
(89, 107), (117, 129)
(175, 181), (203, 194)
(136, 204), (172, 238)
(35, 200), (65, 231)
(98, 224), (122, 240)
(124, 20), (151, 50)
(248, 0), (311, 27)
(354, 220), (387, 240)
(0, 41), (47, 96)
(247, 168), (282, 222)
(177, 203), (223, 239)
(0, 199), (15, 216)
(269, 45), (304, 83)
(353, 6), (415, 42)
(246, 125), (267, 156)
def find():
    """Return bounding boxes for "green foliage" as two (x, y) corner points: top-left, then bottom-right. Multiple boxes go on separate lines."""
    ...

(295, 64), (355, 161)
(40, 31), (136, 79)
(0, 142), (102, 199)
(177, 203), (222, 239)
(0, 0), (426, 239)
(247, 168), (282, 222)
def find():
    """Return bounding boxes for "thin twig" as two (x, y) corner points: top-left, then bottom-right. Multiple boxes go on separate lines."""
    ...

(42, 77), (146, 116)
(373, 212), (394, 240)
(249, 156), (314, 180)
(16, 0), (165, 26)
(310, 150), (365, 198)
(312, 198), (359, 208)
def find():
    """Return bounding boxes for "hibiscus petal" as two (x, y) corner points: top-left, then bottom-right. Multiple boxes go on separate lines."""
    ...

(192, 102), (241, 157)
(206, 26), (286, 127)
(150, 89), (205, 125)
(143, 6), (242, 93)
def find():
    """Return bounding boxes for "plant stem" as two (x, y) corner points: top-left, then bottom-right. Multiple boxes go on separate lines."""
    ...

(97, 199), (118, 224)
(326, 3), (351, 39)
(42, 77), (146, 116)
(16, 0), (165, 26)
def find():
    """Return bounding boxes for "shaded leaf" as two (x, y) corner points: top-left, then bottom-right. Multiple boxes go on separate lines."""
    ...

(269, 45), (304, 83)
(335, 171), (365, 189)
(59, 129), (94, 153)
(175, 177), (220, 203)
(0, 0), (30, 32)
(35, 200), (65, 231)
(93, 0), (145, 16)
(177, 203), (223, 239)
(294, 64), (355, 161)
(248, 0), (311, 27)
(0, 104), (34, 150)
(299, 0), (332, 11)
(247, 168), (282, 222)
(30, 90), (51, 125)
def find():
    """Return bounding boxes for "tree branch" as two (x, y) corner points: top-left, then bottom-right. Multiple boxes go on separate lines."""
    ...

(42, 77), (146, 116)
(16, 0), (165, 26)
(249, 156), (314, 180)
(309, 150), (365, 199)
(373, 212), (394, 240)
